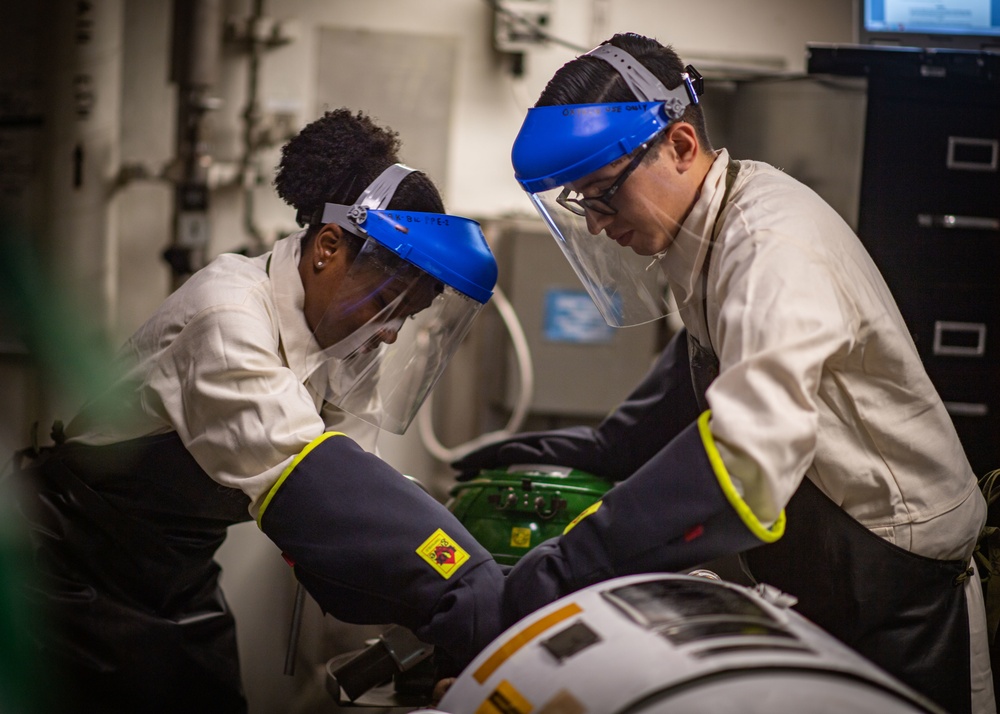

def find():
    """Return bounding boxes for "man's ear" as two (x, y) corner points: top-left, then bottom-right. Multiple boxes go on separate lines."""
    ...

(667, 122), (700, 172)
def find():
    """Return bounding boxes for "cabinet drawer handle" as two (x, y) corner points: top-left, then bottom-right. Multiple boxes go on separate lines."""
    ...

(943, 402), (989, 418)
(947, 136), (998, 171)
(917, 214), (1000, 231)
(933, 321), (986, 357)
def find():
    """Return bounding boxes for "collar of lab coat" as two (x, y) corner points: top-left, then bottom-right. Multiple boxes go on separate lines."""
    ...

(268, 230), (319, 382)
(662, 148), (731, 314)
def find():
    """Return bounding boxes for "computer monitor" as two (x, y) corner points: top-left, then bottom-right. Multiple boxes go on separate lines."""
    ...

(856, 0), (1000, 50)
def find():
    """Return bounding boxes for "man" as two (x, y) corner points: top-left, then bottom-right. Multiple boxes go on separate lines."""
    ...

(455, 33), (992, 714)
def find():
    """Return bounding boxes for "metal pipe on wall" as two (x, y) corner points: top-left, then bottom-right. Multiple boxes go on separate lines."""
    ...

(166, 0), (223, 290)
(44, 0), (125, 341)
(239, 0), (268, 258)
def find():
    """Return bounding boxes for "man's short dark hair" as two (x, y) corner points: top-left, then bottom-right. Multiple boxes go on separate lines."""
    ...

(536, 33), (712, 152)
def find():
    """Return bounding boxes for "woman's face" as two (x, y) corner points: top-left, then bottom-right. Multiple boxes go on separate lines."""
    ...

(302, 227), (438, 352)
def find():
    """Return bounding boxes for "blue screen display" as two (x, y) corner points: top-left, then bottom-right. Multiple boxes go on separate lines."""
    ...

(864, 0), (1000, 38)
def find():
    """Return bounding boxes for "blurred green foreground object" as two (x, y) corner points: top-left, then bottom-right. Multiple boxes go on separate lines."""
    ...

(0, 492), (47, 714)
(1, 216), (114, 712)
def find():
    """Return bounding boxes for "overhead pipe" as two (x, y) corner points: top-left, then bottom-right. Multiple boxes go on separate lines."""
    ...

(44, 0), (125, 341)
(237, 0), (268, 257)
(225, 0), (296, 257)
(165, 0), (223, 290)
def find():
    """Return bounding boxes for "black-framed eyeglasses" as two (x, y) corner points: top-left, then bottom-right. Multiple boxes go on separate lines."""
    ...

(556, 136), (660, 217)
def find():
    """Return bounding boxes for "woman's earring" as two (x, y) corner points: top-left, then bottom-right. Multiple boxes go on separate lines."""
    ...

(316, 261), (324, 268)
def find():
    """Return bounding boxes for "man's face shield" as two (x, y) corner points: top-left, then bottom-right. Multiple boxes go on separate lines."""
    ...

(513, 103), (693, 327)
(555, 138), (658, 217)
(527, 159), (674, 328)
(302, 169), (497, 434)
(511, 44), (701, 327)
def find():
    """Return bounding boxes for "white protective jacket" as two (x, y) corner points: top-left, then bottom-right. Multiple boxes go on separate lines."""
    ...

(65, 232), (378, 517)
(665, 149), (992, 710)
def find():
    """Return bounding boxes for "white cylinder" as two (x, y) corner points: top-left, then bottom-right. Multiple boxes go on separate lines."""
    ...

(437, 574), (944, 714)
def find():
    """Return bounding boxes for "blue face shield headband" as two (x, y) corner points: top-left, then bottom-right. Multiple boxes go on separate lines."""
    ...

(512, 45), (702, 193)
(321, 164), (496, 304)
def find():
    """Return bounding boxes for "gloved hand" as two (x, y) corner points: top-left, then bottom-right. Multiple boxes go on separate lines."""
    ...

(451, 427), (608, 481)
(451, 329), (700, 482)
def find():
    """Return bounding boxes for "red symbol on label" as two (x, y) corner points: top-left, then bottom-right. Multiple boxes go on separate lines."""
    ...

(434, 545), (456, 565)
(683, 524), (704, 542)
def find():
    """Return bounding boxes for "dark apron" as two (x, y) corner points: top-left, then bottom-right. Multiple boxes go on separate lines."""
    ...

(687, 158), (973, 714)
(12, 432), (252, 714)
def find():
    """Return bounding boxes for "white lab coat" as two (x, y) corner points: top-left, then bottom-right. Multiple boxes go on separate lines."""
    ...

(664, 149), (993, 711)
(65, 232), (378, 517)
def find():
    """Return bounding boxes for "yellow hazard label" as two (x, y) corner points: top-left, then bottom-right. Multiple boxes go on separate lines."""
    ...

(416, 528), (470, 579)
(563, 500), (602, 535)
(510, 527), (532, 549)
(476, 679), (533, 714)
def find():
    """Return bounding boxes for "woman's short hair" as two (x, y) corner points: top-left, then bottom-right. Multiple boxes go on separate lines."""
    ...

(274, 108), (445, 231)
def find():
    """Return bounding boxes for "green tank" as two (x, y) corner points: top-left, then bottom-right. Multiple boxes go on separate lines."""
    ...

(447, 465), (612, 566)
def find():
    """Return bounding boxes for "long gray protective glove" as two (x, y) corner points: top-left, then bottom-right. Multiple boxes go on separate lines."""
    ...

(500, 415), (785, 626)
(451, 329), (700, 481)
(258, 433), (506, 674)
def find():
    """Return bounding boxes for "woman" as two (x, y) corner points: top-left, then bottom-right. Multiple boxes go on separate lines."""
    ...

(14, 109), (506, 713)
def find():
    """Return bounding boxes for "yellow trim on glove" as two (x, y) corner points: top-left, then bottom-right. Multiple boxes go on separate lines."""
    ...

(697, 411), (785, 543)
(563, 500), (603, 535)
(256, 431), (346, 527)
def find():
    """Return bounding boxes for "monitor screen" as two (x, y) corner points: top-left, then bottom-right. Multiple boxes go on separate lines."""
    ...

(857, 0), (1000, 49)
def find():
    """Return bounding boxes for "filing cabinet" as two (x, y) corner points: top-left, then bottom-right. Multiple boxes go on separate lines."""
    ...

(809, 45), (1000, 477)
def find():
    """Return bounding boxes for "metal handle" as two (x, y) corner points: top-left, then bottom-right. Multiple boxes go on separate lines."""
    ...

(933, 321), (986, 357)
(917, 214), (1000, 231)
(947, 136), (998, 171)
(534, 495), (568, 520)
(488, 489), (518, 510)
(944, 401), (989, 418)
(284, 582), (306, 676)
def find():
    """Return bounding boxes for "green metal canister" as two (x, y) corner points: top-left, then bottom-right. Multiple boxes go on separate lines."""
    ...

(447, 465), (612, 566)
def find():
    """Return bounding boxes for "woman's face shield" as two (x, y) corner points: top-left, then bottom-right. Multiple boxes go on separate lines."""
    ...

(304, 192), (498, 434)
(304, 235), (487, 435)
(300, 162), (495, 434)
(311, 238), (441, 357)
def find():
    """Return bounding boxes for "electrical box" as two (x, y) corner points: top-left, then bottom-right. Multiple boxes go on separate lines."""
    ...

(492, 0), (553, 53)
(487, 218), (661, 419)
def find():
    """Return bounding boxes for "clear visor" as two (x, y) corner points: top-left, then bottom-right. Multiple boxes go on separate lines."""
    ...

(303, 236), (485, 434)
(527, 186), (674, 327)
